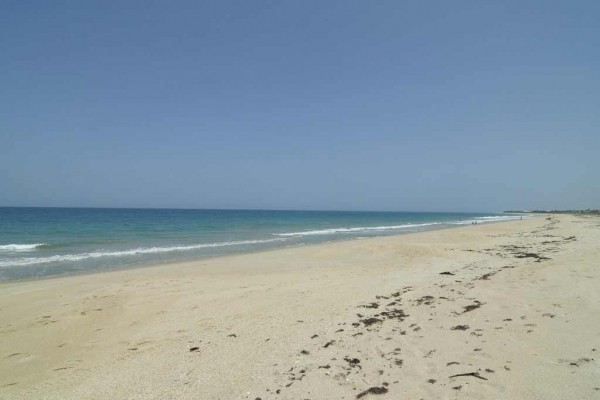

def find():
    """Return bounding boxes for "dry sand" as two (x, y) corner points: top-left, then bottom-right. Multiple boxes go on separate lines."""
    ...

(0, 214), (599, 399)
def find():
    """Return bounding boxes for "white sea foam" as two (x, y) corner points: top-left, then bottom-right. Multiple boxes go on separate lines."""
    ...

(448, 215), (526, 225)
(475, 216), (523, 220)
(274, 223), (442, 237)
(0, 244), (46, 252)
(0, 239), (284, 268)
(275, 215), (527, 237)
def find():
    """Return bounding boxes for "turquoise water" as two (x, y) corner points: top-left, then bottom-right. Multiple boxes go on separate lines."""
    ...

(0, 208), (522, 281)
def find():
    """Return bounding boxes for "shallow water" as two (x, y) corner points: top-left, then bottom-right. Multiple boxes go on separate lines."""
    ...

(0, 208), (523, 280)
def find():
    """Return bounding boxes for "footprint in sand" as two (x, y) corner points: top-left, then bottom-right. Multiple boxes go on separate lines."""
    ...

(53, 366), (74, 372)
(5, 353), (36, 363)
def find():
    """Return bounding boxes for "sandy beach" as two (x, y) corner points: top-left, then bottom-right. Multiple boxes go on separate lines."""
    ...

(1, 214), (598, 399)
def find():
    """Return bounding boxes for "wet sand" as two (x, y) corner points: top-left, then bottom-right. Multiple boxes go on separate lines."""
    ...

(1, 215), (599, 399)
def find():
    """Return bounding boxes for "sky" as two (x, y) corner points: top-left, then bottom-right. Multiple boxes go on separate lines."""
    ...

(1, 0), (599, 212)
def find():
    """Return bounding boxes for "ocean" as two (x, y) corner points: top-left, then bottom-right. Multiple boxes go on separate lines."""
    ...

(0, 208), (523, 281)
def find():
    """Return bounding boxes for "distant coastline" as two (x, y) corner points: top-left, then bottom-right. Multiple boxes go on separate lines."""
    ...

(504, 209), (599, 214)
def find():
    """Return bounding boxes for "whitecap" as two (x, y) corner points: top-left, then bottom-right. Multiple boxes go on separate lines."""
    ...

(0, 238), (285, 268)
(274, 223), (442, 237)
(0, 243), (46, 252)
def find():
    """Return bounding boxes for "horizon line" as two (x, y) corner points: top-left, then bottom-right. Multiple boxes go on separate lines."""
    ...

(0, 205), (497, 214)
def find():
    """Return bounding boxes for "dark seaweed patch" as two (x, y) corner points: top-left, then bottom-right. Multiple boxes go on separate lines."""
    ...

(462, 302), (482, 313)
(361, 317), (383, 326)
(449, 372), (488, 380)
(356, 386), (389, 398)
(451, 325), (470, 331)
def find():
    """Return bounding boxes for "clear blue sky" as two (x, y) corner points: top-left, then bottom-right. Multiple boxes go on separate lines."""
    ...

(1, 1), (598, 211)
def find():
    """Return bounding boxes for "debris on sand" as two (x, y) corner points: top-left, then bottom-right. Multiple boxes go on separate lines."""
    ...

(378, 308), (408, 321)
(360, 302), (380, 309)
(462, 301), (482, 313)
(361, 317), (383, 326)
(344, 357), (361, 369)
(513, 252), (551, 262)
(451, 325), (470, 331)
(415, 295), (435, 305)
(570, 357), (593, 367)
(356, 386), (389, 398)
(449, 372), (488, 380)
(478, 272), (497, 280)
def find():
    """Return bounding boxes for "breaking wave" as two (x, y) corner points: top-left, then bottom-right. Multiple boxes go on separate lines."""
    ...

(0, 238), (285, 268)
(0, 243), (46, 252)
(274, 223), (442, 237)
(274, 215), (526, 237)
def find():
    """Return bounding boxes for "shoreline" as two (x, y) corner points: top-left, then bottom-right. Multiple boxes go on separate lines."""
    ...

(0, 216), (530, 285)
(1, 214), (598, 399)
